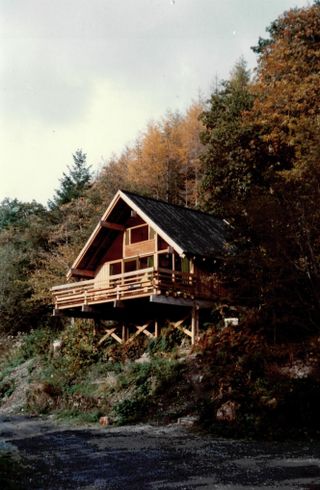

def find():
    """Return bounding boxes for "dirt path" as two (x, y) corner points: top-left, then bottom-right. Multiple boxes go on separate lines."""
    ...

(1, 415), (320, 489)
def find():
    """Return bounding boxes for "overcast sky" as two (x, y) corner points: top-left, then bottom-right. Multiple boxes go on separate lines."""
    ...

(0, 0), (310, 205)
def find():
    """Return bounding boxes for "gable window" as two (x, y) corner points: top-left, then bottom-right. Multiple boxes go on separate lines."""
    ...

(131, 225), (148, 243)
(125, 224), (155, 245)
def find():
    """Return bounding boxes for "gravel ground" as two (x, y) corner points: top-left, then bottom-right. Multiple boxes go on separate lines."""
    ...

(1, 415), (320, 489)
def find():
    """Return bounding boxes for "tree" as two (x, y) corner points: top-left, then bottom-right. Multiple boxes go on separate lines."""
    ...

(180, 100), (205, 207)
(0, 202), (52, 334)
(200, 58), (255, 216)
(250, 2), (320, 177)
(199, 5), (320, 337)
(48, 149), (92, 209)
(0, 198), (46, 231)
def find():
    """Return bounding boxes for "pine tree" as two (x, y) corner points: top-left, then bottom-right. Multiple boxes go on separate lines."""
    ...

(48, 149), (92, 209)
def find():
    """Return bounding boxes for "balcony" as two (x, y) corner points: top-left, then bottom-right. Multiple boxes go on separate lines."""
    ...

(51, 268), (218, 311)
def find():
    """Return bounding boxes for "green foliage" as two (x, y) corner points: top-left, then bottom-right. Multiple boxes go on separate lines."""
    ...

(200, 58), (256, 215)
(19, 328), (55, 360)
(55, 408), (103, 424)
(111, 358), (182, 424)
(0, 378), (15, 399)
(48, 149), (92, 210)
(147, 327), (185, 354)
(0, 199), (53, 334)
(199, 4), (320, 336)
(47, 321), (99, 382)
(0, 198), (47, 231)
(112, 397), (149, 425)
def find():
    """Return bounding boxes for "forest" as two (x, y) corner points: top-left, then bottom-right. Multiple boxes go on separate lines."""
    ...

(0, 2), (320, 437)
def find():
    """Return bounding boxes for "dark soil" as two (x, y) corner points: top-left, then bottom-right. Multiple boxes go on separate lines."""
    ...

(1, 415), (320, 489)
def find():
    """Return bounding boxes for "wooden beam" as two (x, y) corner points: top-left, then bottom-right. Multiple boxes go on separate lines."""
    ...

(98, 328), (123, 345)
(127, 322), (153, 343)
(150, 295), (214, 309)
(171, 316), (192, 338)
(100, 220), (125, 231)
(70, 268), (95, 278)
(81, 305), (94, 312)
(113, 300), (125, 308)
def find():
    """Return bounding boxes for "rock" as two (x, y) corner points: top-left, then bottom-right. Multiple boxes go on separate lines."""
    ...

(277, 361), (313, 379)
(265, 397), (278, 409)
(51, 339), (63, 357)
(177, 415), (199, 427)
(135, 352), (151, 364)
(224, 318), (239, 327)
(216, 400), (239, 423)
(99, 416), (110, 426)
(0, 359), (34, 415)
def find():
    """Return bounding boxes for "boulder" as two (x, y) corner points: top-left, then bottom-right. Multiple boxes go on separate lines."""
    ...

(99, 416), (110, 426)
(216, 400), (239, 423)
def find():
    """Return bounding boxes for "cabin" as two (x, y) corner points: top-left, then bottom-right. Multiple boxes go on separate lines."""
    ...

(51, 190), (229, 345)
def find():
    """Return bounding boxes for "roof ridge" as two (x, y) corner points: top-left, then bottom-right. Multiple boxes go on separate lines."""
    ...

(120, 189), (220, 220)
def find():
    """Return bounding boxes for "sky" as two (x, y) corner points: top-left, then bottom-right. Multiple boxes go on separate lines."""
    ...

(0, 0), (311, 205)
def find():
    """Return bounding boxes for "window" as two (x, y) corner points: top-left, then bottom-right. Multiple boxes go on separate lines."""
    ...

(139, 255), (154, 269)
(124, 255), (154, 273)
(158, 235), (169, 250)
(110, 261), (121, 276)
(124, 260), (137, 273)
(125, 224), (155, 245)
(159, 253), (172, 270)
(174, 254), (182, 272)
(131, 225), (148, 243)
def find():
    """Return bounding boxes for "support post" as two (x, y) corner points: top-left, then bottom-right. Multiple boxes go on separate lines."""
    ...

(154, 320), (159, 338)
(122, 324), (129, 342)
(191, 305), (199, 345)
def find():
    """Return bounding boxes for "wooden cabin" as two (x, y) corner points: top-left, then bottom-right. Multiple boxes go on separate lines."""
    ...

(51, 190), (229, 344)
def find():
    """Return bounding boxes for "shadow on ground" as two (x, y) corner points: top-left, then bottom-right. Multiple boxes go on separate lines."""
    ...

(1, 415), (320, 489)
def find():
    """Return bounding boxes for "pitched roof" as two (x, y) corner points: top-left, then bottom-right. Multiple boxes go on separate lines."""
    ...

(68, 190), (229, 278)
(123, 191), (228, 258)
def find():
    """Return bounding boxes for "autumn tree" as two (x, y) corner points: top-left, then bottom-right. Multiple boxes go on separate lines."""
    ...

(180, 101), (205, 206)
(200, 4), (320, 337)
(247, 2), (320, 333)
(127, 105), (205, 206)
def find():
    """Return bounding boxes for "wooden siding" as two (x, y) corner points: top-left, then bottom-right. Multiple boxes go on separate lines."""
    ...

(124, 238), (156, 258)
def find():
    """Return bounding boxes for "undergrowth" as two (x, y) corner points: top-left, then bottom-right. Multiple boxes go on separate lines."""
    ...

(2, 318), (320, 440)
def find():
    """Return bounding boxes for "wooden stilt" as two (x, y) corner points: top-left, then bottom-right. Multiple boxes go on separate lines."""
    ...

(191, 305), (199, 345)
(122, 324), (129, 342)
(154, 320), (159, 338)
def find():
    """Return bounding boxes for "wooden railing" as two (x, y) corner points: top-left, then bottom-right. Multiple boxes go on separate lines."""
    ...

(52, 268), (218, 310)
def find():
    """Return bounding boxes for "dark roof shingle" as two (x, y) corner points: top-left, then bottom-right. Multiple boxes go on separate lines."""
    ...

(123, 191), (229, 258)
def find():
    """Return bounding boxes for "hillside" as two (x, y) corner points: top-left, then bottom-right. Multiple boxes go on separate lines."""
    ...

(1, 321), (320, 440)
(0, 2), (320, 441)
